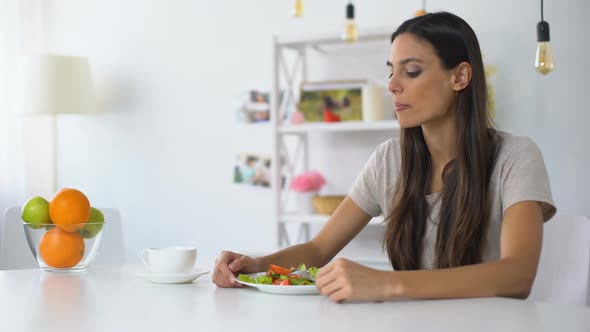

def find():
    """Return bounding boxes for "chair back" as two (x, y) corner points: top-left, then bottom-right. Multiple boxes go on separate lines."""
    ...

(529, 214), (590, 306)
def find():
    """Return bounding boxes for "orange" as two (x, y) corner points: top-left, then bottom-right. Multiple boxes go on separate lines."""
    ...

(49, 188), (91, 232)
(39, 228), (85, 268)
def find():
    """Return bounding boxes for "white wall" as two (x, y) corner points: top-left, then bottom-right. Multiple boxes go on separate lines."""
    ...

(5, 0), (587, 262)
(0, 1), (27, 229)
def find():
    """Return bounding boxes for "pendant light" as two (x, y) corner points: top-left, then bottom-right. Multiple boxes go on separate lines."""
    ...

(343, 2), (358, 42)
(535, 0), (555, 75)
(292, 0), (304, 18)
(415, 0), (427, 17)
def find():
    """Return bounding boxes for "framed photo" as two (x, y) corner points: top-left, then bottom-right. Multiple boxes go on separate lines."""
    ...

(233, 152), (272, 187)
(236, 90), (285, 123)
(298, 80), (366, 123)
(237, 90), (271, 123)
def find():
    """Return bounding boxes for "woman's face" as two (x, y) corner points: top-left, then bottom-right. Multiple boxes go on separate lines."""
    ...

(387, 33), (457, 129)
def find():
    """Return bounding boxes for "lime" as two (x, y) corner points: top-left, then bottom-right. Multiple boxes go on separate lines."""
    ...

(21, 196), (51, 229)
(78, 207), (105, 239)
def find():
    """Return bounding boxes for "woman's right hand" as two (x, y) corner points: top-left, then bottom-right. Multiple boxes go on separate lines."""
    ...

(212, 250), (260, 288)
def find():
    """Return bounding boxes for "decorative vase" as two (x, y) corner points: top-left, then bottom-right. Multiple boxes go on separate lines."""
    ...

(294, 191), (317, 214)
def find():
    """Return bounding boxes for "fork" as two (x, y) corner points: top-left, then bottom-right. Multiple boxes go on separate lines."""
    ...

(288, 269), (316, 282)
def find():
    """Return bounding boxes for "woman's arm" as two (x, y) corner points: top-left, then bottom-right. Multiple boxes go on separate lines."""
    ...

(316, 200), (544, 302)
(257, 196), (372, 269)
(214, 197), (371, 287)
(389, 200), (544, 300)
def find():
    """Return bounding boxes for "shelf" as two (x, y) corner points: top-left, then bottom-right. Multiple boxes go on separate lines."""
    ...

(277, 28), (393, 49)
(278, 120), (399, 134)
(236, 121), (271, 127)
(273, 29), (396, 249)
(280, 213), (385, 226)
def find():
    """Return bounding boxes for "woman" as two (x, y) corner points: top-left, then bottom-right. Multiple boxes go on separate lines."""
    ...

(213, 12), (556, 303)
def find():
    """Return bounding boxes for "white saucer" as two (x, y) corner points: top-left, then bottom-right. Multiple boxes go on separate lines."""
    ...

(136, 268), (210, 284)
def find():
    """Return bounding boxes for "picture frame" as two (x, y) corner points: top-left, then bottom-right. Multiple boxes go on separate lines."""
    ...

(237, 90), (271, 123)
(236, 89), (285, 124)
(298, 80), (366, 123)
(296, 80), (386, 123)
(233, 152), (272, 187)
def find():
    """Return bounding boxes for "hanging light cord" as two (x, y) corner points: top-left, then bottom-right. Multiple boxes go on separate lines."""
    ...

(541, 0), (544, 21)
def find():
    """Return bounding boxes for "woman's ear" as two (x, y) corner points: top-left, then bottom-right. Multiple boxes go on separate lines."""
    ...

(450, 62), (472, 91)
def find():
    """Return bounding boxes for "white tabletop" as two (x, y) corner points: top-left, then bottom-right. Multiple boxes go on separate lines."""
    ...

(1, 265), (589, 332)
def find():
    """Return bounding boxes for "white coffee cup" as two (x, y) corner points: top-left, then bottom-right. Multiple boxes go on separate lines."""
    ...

(141, 246), (197, 275)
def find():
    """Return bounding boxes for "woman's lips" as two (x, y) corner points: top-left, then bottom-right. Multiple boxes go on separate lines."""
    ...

(395, 103), (410, 112)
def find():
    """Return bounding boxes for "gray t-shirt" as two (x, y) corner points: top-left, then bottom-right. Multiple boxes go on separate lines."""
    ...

(349, 132), (557, 269)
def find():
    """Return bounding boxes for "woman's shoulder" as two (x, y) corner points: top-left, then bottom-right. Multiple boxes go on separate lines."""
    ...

(496, 131), (543, 158)
(366, 138), (401, 177)
(493, 131), (547, 176)
(375, 137), (401, 155)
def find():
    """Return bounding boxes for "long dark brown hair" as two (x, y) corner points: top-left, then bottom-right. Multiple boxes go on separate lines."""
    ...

(384, 12), (501, 270)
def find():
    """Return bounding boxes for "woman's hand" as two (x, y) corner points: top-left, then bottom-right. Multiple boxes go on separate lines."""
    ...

(316, 258), (396, 303)
(212, 250), (260, 288)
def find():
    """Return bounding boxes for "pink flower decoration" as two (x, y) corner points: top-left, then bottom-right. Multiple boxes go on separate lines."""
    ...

(289, 171), (326, 192)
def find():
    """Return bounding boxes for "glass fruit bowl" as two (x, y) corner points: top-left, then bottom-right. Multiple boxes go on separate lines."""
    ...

(23, 221), (106, 272)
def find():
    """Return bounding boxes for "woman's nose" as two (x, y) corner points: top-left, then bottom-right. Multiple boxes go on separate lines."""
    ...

(388, 75), (402, 94)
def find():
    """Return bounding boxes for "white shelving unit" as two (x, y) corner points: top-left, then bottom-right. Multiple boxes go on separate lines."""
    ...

(271, 29), (399, 251)
(279, 120), (399, 134)
(281, 213), (385, 226)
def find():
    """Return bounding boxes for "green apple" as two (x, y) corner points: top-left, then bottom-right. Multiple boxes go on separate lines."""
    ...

(78, 207), (105, 239)
(21, 196), (51, 229)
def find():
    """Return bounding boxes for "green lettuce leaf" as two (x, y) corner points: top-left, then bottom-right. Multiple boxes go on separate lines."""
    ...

(255, 275), (273, 284)
(289, 277), (314, 285)
(308, 267), (319, 279)
(237, 274), (273, 284)
(237, 274), (255, 283)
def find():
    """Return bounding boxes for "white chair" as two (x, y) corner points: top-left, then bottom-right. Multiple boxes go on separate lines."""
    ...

(529, 214), (590, 306)
(93, 208), (126, 266)
(0, 207), (37, 269)
(0, 207), (125, 270)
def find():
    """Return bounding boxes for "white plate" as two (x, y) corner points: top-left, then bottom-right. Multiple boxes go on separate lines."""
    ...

(136, 268), (210, 284)
(236, 272), (319, 295)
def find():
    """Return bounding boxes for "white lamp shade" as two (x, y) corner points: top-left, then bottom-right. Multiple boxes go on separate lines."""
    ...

(16, 54), (98, 115)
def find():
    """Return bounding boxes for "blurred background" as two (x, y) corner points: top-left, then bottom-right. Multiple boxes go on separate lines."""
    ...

(0, 0), (588, 263)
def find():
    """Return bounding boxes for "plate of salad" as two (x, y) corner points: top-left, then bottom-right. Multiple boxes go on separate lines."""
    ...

(236, 264), (319, 295)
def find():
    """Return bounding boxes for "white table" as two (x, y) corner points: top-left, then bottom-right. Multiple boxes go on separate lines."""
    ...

(1, 265), (589, 332)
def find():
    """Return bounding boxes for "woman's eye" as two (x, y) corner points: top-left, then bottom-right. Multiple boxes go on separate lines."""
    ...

(388, 72), (393, 79)
(407, 70), (422, 78)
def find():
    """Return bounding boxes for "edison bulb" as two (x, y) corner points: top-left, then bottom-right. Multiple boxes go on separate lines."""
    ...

(535, 42), (554, 75)
(342, 3), (358, 43)
(293, 0), (303, 17)
(344, 20), (358, 42)
(414, 9), (427, 16)
(535, 21), (554, 75)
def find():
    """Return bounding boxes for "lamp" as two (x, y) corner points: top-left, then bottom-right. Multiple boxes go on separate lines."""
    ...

(415, 0), (427, 16)
(292, 0), (304, 17)
(343, 2), (358, 43)
(535, 0), (554, 75)
(16, 54), (99, 197)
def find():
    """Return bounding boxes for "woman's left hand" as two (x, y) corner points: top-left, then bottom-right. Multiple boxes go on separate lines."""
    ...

(316, 258), (395, 303)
